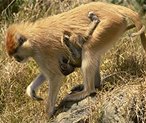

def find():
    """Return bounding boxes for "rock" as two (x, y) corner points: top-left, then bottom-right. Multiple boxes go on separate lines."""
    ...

(51, 83), (146, 123)
(51, 96), (98, 123)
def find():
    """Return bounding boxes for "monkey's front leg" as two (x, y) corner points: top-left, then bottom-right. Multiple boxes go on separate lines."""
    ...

(46, 73), (64, 118)
(26, 73), (46, 101)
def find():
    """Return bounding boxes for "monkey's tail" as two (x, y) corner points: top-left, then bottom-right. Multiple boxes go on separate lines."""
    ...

(116, 6), (146, 51)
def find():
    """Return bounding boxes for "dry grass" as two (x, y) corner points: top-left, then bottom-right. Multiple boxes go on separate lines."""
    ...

(0, 0), (146, 122)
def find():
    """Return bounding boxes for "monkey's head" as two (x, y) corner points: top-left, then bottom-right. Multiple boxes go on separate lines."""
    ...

(5, 25), (33, 63)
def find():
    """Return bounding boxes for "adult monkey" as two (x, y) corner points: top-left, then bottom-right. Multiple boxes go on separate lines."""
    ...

(5, 2), (146, 118)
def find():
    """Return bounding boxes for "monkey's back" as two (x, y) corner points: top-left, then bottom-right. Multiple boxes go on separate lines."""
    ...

(7, 2), (136, 59)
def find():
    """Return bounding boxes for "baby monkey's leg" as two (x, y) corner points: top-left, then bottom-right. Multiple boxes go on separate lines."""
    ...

(77, 11), (100, 47)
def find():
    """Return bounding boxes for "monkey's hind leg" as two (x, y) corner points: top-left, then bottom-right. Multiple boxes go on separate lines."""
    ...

(71, 57), (101, 93)
(62, 51), (101, 102)
(71, 11), (101, 92)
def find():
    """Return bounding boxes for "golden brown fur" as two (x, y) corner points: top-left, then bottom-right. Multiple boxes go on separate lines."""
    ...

(5, 2), (146, 118)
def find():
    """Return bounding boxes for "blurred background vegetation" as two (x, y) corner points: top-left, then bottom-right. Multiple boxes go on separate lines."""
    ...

(0, 0), (146, 21)
(0, 0), (146, 122)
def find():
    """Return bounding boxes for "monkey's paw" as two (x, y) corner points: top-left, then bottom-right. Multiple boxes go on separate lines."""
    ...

(71, 84), (101, 93)
(64, 90), (96, 102)
(26, 86), (43, 101)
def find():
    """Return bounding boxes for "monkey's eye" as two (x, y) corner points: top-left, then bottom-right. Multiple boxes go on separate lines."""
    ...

(13, 34), (27, 54)
(16, 33), (27, 47)
(18, 35), (27, 46)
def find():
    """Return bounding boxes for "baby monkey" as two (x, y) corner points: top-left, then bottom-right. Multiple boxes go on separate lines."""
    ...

(60, 12), (100, 76)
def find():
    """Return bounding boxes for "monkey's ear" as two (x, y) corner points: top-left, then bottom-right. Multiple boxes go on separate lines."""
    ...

(15, 33), (27, 46)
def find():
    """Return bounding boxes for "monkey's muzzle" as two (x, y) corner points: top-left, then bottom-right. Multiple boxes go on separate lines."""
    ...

(14, 55), (24, 62)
